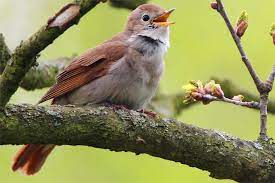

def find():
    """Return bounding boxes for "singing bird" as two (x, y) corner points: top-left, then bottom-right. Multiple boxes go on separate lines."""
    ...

(12, 3), (175, 175)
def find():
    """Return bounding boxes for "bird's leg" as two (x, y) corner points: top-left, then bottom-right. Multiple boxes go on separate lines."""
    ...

(137, 109), (157, 118)
(103, 102), (130, 111)
(111, 104), (130, 110)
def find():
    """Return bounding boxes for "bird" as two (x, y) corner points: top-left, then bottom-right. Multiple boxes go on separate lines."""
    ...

(11, 3), (175, 175)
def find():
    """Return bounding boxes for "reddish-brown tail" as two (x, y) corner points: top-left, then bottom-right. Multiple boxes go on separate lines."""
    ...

(12, 144), (55, 175)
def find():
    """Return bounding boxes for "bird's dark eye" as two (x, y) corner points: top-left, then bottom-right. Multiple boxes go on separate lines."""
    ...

(142, 14), (150, 22)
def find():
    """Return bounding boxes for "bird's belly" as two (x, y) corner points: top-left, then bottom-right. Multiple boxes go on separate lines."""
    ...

(107, 57), (163, 109)
(109, 75), (158, 109)
(65, 57), (163, 110)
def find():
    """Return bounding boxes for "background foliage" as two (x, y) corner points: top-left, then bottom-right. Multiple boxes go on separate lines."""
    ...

(1, 0), (275, 182)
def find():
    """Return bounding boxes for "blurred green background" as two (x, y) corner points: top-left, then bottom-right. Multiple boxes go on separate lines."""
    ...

(1, 0), (275, 182)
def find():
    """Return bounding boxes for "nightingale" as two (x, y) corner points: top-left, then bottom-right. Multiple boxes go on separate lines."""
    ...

(12, 3), (175, 175)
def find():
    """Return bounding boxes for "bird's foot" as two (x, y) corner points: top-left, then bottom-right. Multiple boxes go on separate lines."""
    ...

(137, 109), (157, 118)
(109, 104), (130, 111)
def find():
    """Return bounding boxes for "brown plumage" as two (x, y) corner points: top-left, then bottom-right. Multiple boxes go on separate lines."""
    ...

(12, 3), (174, 175)
(38, 41), (128, 104)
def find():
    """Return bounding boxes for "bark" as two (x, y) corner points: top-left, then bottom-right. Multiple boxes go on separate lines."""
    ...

(0, 0), (150, 108)
(1, 1), (275, 182)
(0, 33), (11, 73)
(0, 0), (102, 108)
(1, 104), (275, 183)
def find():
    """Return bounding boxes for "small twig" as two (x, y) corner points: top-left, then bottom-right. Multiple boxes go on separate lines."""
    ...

(265, 65), (275, 92)
(193, 94), (260, 110)
(215, 0), (264, 91)
(215, 0), (275, 140)
(259, 66), (275, 139)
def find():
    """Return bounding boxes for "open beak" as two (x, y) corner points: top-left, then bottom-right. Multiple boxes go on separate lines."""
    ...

(153, 8), (175, 27)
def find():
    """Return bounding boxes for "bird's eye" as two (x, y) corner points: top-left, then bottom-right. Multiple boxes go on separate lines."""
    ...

(142, 14), (150, 22)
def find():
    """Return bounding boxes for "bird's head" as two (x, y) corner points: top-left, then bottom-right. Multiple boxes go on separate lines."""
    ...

(125, 4), (175, 46)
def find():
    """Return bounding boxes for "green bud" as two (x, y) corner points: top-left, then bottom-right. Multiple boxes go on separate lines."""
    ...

(236, 11), (248, 26)
(270, 23), (275, 36)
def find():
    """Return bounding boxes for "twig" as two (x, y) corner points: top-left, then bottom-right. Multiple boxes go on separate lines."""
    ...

(215, 0), (275, 140)
(259, 66), (275, 138)
(213, 77), (275, 114)
(197, 94), (260, 109)
(215, 0), (264, 91)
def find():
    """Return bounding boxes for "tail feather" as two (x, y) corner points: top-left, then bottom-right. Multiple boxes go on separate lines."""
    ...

(12, 144), (55, 175)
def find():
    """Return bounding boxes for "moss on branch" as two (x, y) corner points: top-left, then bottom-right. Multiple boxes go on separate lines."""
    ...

(0, 0), (152, 109)
(0, 33), (11, 73)
(0, 104), (275, 182)
(0, 0), (101, 109)
(0, 33), (71, 90)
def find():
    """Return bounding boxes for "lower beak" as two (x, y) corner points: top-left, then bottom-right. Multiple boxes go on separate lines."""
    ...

(153, 8), (176, 27)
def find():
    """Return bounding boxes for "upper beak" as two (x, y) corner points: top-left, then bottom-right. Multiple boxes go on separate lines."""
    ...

(153, 8), (176, 27)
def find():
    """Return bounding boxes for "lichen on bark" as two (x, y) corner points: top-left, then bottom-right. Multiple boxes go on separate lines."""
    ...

(1, 104), (275, 182)
(0, 33), (11, 73)
(0, 0), (101, 108)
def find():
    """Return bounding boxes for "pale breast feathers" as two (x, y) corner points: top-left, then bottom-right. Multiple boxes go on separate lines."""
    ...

(38, 41), (128, 104)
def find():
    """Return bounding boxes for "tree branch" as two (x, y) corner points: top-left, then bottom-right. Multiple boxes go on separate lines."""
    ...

(191, 93), (260, 109)
(0, 0), (152, 109)
(215, 0), (275, 139)
(0, 104), (275, 182)
(0, 33), (73, 89)
(20, 57), (70, 90)
(0, 33), (11, 73)
(0, 0), (104, 109)
(215, 0), (263, 91)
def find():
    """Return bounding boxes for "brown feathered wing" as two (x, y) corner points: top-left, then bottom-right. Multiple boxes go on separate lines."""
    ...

(38, 41), (128, 104)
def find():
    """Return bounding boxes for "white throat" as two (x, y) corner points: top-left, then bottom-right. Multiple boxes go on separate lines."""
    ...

(127, 27), (170, 58)
(137, 26), (170, 48)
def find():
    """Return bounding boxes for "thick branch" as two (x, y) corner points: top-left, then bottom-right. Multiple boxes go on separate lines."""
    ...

(1, 104), (275, 182)
(0, 0), (103, 109)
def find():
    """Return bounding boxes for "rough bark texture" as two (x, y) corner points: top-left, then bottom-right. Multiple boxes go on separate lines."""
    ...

(0, 35), (72, 90)
(1, 104), (275, 183)
(0, 0), (101, 108)
(0, 33), (11, 73)
(1, 1), (275, 182)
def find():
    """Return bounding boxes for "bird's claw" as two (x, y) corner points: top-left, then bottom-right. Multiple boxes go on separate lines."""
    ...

(109, 104), (129, 111)
(137, 109), (157, 118)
